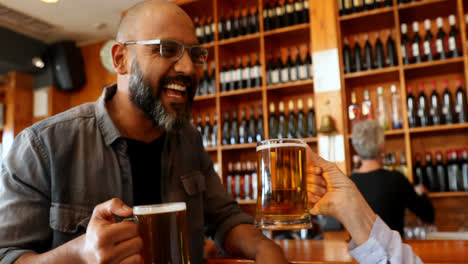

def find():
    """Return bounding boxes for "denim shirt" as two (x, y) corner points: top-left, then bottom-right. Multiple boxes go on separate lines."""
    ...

(0, 84), (253, 264)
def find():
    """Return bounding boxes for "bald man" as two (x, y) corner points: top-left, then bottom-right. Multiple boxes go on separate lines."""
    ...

(0, 1), (290, 263)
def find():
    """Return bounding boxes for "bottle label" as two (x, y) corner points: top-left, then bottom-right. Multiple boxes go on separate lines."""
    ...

(295, 2), (303, 11)
(304, 0), (309, 9)
(286, 4), (294, 13)
(417, 109), (424, 117)
(362, 103), (370, 116)
(220, 71), (225, 84)
(235, 176), (240, 198)
(401, 45), (407, 58)
(456, 104), (462, 113)
(196, 27), (203, 37)
(290, 67), (297, 81)
(204, 25), (211, 35)
(429, 108), (435, 116)
(449, 36), (456, 51)
(309, 64), (314, 77)
(225, 70), (232, 82)
(442, 106), (448, 115)
(244, 175), (250, 199)
(234, 69), (241, 81)
(242, 68), (250, 80)
(269, 9), (275, 17)
(365, 0), (373, 4)
(344, 0), (352, 8)
(353, 0), (362, 7)
(211, 23), (216, 33)
(436, 39), (444, 53)
(251, 66), (259, 78)
(263, 9), (269, 18)
(299, 65), (307, 79)
(272, 70), (280, 84)
(349, 108), (357, 120)
(424, 41), (431, 55)
(276, 7), (284, 16)
(218, 22), (223, 33)
(281, 68), (289, 82)
(412, 42), (420, 57)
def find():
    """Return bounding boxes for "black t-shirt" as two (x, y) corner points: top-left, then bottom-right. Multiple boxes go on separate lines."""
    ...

(126, 133), (166, 206)
(350, 169), (434, 236)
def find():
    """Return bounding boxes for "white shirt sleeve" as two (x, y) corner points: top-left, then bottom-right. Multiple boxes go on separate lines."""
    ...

(348, 216), (423, 264)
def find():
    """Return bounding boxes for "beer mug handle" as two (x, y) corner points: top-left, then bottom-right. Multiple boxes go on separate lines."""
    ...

(122, 215), (139, 225)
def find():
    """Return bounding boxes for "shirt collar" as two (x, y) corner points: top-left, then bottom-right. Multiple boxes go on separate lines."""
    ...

(95, 83), (123, 146)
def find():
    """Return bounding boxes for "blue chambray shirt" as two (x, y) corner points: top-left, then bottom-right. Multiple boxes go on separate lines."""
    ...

(0, 84), (253, 264)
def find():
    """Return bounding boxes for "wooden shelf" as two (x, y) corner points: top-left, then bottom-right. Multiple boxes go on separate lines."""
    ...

(237, 199), (256, 205)
(429, 192), (468, 198)
(344, 66), (399, 79)
(403, 57), (464, 71)
(200, 42), (215, 49)
(205, 146), (217, 152)
(219, 87), (263, 98)
(266, 79), (313, 91)
(339, 6), (394, 22)
(263, 23), (310, 37)
(221, 143), (257, 151)
(397, 0), (448, 10)
(409, 123), (468, 134)
(194, 94), (216, 101)
(348, 129), (405, 139)
(302, 137), (318, 143)
(218, 33), (260, 46)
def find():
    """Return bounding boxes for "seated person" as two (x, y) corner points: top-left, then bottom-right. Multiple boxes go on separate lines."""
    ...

(349, 120), (434, 236)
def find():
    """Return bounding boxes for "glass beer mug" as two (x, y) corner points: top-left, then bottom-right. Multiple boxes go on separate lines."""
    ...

(254, 139), (313, 230)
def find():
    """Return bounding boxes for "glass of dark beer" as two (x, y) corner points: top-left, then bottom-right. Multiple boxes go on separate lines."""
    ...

(255, 139), (313, 230)
(132, 202), (190, 264)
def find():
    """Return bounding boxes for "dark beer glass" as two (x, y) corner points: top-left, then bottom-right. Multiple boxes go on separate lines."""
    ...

(133, 203), (190, 264)
(255, 139), (312, 230)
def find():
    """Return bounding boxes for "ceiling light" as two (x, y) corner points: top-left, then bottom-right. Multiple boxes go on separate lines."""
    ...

(40, 0), (59, 3)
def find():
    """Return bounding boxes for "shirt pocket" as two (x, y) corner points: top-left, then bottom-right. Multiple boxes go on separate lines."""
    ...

(49, 203), (93, 233)
(181, 171), (206, 196)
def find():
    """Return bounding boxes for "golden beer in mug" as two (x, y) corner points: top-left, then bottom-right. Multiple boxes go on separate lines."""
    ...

(255, 139), (312, 230)
(133, 203), (190, 264)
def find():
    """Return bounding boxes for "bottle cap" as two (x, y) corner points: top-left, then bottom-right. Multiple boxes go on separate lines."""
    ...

(279, 101), (285, 112)
(401, 23), (407, 33)
(377, 86), (383, 95)
(436, 17), (443, 28)
(412, 21), (419, 32)
(390, 84), (397, 93)
(308, 98), (313, 109)
(298, 99), (303, 110)
(288, 100), (294, 111)
(449, 14), (456, 26)
(364, 90), (369, 100)
(269, 102), (275, 113)
(424, 19), (431, 30)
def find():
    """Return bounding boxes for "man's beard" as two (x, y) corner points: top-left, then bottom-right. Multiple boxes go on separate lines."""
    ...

(128, 59), (193, 132)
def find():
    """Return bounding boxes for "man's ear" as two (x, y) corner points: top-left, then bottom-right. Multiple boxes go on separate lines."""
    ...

(112, 42), (130, 75)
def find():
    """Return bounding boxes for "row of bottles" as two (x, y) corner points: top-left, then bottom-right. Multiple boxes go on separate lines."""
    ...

(194, 16), (215, 44)
(266, 47), (313, 85)
(339, 0), (393, 16)
(407, 78), (468, 128)
(222, 106), (264, 145)
(220, 54), (262, 92)
(218, 7), (260, 41)
(413, 149), (468, 192)
(352, 151), (409, 178)
(226, 161), (258, 200)
(343, 31), (398, 73)
(269, 98), (316, 139)
(348, 85), (403, 130)
(195, 113), (218, 148)
(401, 15), (462, 65)
(263, 0), (309, 31)
(196, 62), (216, 97)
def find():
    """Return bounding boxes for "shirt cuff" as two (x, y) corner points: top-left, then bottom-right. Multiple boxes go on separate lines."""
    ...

(348, 216), (392, 263)
(0, 248), (36, 264)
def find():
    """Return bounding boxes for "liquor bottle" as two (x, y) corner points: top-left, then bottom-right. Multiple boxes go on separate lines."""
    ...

(252, 7), (260, 33)
(234, 162), (241, 199)
(274, 1), (283, 29)
(429, 81), (443, 125)
(364, 0), (374, 11)
(198, 64), (208, 95)
(460, 149), (468, 191)
(384, 0), (392, 7)
(287, 100), (297, 138)
(349, 91), (360, 129)
(413, 152), (425, 186)
(390, 85), (403, 129)
(256, 105), (264, 142)
(269, 102), (278, 139)
(279, 51), (289, 83)
(218, 14), (226, 40)
(353, 0), (363, 13)
(243, 162), (251, 200)
(203, 16), (213, 43)
(377, 86), (389, 130)
(411, 22), (422, 63)
(399, 152), (409, 178)
(455, 77), (468, 123)
(442, 80), (455, 124)
(228, 59), (235, 91)
(293, 0), (302, 24)
(195, 17), (204, 44)
(307, 98), (317, 137)
(386, 31), (398, 67)
(267, 52), (275, 85)
(407, 84), (419, 127)
(211, 113), (218, 146)
(239, 108), (248, 144)
(239, 8), (248, 36)
(232, 10), (240, 38)
(235, 57), (243, 90)
(435, 151), (448, 192)
(251, 161), (258, 200)
(209, 62), (216, 94)
(203, 114), (212, 148)
(230, 110), (239, 145)
(436, 17), (447, 60)
(222, 111), (230, 145)
(361, 90), (373, 120)
(343, 0), (353, 15)
(242, 55), (251, 89)
(305, 46), (313, 79)
(425, 152), (437, 191)
(287, 48), (297, 82)
(417, 82), (431, 127)
(294, 47), (303, 81)
(302, 0), (309, 23)
(278, 101), (287, 139)
(423, 19), (435, 62)
(296, 99), (307, 138)
(247, 106), (256, 143)
(196, 114), (203, 135)
(251, 54), (262, 87)
(353, 37), (363, 72)
(343, 37), (352, 73)
(339, 0), (344, 16)
(363, 34), (374, 70)
(448, 14), (461, 58)
(447, 150), (460, 191)
(226, 162), (233, 197)
(272, 52), (281, 85)
(263, 3), (272, 31)
(401, 23), (411, 65)
(285, 0), (294, 27)
(220, 61), (228, 92)
(375, 33), (385, 68)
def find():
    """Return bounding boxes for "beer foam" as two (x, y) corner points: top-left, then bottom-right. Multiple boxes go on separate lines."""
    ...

(133, 202), (186, 215)
(256, 142), (308, 152)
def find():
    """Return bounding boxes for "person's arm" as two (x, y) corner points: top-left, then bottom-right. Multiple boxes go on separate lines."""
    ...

(305, 148), (423, 263)
(403, 178), (435, 223)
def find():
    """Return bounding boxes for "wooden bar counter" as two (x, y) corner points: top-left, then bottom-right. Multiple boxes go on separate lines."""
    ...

(205, 240), (468, 263)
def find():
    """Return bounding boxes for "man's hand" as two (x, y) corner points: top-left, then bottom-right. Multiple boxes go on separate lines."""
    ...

(80, 198), (143, 264)
(305, 148), (376, 245)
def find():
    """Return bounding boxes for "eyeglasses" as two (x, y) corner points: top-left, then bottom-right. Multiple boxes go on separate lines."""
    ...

(123, 39), (208, 66)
